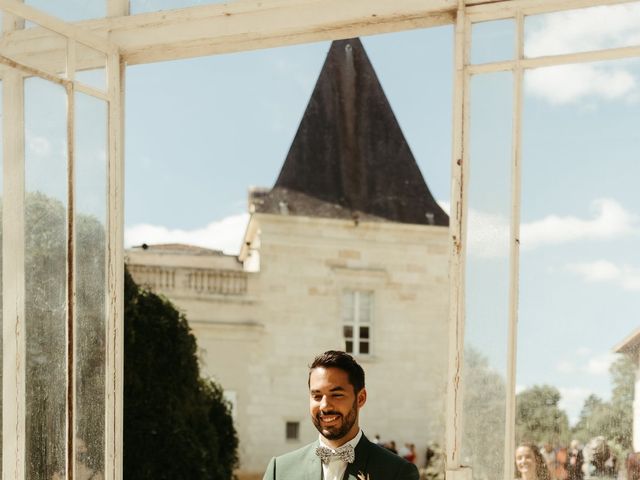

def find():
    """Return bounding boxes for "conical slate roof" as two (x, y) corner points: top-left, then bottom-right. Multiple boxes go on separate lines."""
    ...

(251, 38), (448, 227)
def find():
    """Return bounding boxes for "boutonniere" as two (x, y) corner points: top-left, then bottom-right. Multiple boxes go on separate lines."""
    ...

(357, 472), (370, 480)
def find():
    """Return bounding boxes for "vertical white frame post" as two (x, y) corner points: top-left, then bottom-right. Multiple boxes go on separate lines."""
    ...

(504, 9), (524, 480)
(105, 49), (124, 480)
(446, 2), (471, 479)
(2, 35), (27, 480)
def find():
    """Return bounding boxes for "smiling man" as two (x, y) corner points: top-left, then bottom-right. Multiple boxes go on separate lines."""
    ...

(263, 350), (419, 480)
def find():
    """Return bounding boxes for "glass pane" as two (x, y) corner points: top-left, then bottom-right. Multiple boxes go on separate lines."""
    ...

(525, 2), (640, 58)
(518, 58), (640, 472)
(24, 76), (68, 479)
(24, 0), (105, 21)
(471, 19), (516, 64)
(342, 291), (354, 322)
(358, 292), (371, 323)
(360, 326), (369, 340)
(463, 71), (513, 480)
(75, 92), (107, 479)
(131, 0), (226, 15)
(345, 341), (353, 353)
(359, 342), (369, 355)
(343, 325), (353, 338)
(76, 43), (107, 93)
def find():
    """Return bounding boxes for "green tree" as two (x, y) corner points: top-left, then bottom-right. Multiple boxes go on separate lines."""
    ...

(124, 268), (238, 479)
(572, 354), (634, 459)
(516, 385), (570, 446)
(1, 192), (238, 479)
(462, 346), (506, 480)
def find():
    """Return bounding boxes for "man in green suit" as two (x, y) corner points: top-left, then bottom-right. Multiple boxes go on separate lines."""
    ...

(263, 350), (419, 480)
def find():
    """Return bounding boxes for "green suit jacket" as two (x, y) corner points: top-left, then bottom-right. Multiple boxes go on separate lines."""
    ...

(262, 434), (419, 480)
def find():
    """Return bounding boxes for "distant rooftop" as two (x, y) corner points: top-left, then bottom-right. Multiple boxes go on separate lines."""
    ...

(251, 37), (448, 227)
(128, 243), (226, 256)
(614, 327), (640, 355)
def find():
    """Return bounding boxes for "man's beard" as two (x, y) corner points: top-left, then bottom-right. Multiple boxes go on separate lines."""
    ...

(312, 398), (358, 440)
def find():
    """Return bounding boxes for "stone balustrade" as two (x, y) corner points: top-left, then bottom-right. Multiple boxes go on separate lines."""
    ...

(128, 264), (248, 296)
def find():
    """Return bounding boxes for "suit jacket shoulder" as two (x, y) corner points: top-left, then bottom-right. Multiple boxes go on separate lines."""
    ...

(348, 436), (420, 480)
(262, 441), (321, 480)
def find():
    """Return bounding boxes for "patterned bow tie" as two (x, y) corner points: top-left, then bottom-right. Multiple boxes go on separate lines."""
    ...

(315, 444), (355, 464)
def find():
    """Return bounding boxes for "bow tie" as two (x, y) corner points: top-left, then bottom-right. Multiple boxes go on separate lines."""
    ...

(315, 444), (355, 464)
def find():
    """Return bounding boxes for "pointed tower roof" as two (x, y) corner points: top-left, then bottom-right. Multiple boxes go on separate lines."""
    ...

(251, 38), (448, 227)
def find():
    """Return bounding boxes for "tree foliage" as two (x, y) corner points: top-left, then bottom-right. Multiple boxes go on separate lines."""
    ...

(1, 192), (237, 479)
(461, 346), (506, 480)
(572, 355), (634, 458)
(516, 385), (570, 446)
(124, 268), (238, 479)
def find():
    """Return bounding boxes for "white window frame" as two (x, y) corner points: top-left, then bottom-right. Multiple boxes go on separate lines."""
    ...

(1, 0), (637, 479)
(342, 290), (373, 356)
(0, 1), (123, 479)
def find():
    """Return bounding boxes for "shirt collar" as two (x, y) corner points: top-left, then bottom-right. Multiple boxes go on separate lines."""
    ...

(318, 429), (363, 451)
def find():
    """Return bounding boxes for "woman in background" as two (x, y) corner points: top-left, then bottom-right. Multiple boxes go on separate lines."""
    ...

(516, 443), (551, 480)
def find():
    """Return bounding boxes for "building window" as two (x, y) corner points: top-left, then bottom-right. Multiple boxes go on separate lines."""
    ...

(285, 421), (299, 441)
(342, 291), (373, 355)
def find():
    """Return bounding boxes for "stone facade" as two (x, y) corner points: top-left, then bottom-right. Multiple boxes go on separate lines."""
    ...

(614, 328), (640, 451)
(126, 212), (450, 477)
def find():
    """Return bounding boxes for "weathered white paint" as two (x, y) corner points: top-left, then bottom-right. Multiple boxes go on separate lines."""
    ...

(503, 10), (524, 480)
(446, 2), (469, 473)
(2, 68), (26, 480)
(105, 50), (125, 480)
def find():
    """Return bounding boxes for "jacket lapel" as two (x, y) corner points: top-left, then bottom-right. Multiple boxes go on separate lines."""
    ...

(344, 434), (372, 480)
(305, 441), (323, 480)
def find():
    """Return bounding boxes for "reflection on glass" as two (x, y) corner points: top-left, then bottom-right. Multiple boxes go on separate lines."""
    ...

(76, 43), (107, 93)
(75, 93), (107, 479)
(471, 19), (516, 64)
(463, 71), (513, 480)
(24, 76), (68, 479)
(131, 0), (226, 15)
(518, 58), (640, 475)
(525, 1), (640, 58)
(25, 0), (105, 21)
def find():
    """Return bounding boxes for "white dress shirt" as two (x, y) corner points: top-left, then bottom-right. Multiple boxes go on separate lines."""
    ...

(318, 429), (363, 480)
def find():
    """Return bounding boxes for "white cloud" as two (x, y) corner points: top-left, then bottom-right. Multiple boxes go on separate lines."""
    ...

(524, 3), (640, 105)
(526, 64), (636, 105)
(125, 213), (250, 255)
(558, 387), (593, 425)
(466, 208), (510, 259)
(525, 3), (640, 57)
(437, 201), (450, 215)
(566, 260), (640, 292)
(464, 198), (637, 258)
(585, 352), (617, 375)
(521, 198), (638, 250)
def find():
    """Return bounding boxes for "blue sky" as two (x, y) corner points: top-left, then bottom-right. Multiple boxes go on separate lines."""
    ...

(18, 0), (639, 428)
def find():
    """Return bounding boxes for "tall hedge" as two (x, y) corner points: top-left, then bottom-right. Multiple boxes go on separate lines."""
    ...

(124, 268), (238, 479)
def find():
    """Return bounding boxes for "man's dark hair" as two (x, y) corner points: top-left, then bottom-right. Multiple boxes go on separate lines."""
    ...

(308, 350), (365, 393)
